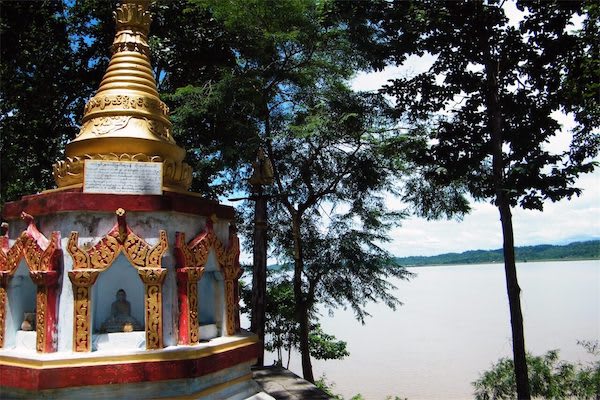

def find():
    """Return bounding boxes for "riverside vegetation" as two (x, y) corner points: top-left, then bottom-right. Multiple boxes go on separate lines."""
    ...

(473, 340), (600, 400)
(396, 240), (600, 267)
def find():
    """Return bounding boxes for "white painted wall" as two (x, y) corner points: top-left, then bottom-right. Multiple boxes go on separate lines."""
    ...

(4, 209), (233, 353)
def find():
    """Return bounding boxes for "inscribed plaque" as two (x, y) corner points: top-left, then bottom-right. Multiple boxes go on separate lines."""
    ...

(83, 160), (163, 195)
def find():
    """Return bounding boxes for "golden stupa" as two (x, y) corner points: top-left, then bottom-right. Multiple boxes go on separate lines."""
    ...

(53, 0), (192, 191)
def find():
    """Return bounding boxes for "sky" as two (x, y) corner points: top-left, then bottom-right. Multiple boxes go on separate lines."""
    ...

(384, 170), (600, 257)
(233, 7), (599, 261)
(350, 54), (599, 258)
(234, 62), (600, 259)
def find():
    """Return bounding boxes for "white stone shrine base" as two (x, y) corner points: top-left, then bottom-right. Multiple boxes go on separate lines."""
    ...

(0, 333), (267, 400)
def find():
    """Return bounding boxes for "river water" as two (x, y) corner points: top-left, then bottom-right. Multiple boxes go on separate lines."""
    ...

(258, 260), (599, 399)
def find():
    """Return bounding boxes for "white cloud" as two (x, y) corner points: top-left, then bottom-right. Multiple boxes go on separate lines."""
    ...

(237, 30), (599, 263)
(387, 169), (600, 257)
(351, 53), (437, 93)
(348, 38), (599, 258)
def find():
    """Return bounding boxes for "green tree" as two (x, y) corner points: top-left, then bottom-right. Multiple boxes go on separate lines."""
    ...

(192, 0), (414, 382)
(364, 2), (600, 397)
(259, 82), (412, 382)
(473, 342), (600, 400)
(0, 1), (91, 204)
(240, 274), (349, 368)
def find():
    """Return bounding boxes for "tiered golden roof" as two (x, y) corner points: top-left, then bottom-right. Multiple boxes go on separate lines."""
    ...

(53, 0), (192, 191)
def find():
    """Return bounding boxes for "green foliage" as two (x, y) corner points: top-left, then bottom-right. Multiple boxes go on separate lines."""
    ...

(240, 274), (348, 366)
(473, 343), (600, 400)
(309, 324), (349, 361)
(315, 375), (344, 400)
(0, 1), (105, 205)
(373, 0), (599, 213)
(209, 0), (415, 380)
(396, 240), (600, 266)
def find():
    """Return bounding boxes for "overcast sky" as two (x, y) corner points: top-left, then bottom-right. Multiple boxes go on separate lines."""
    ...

(385, 170), (599, 257)
(232, 68), (599, 262)
(234, 8), (599, 261)
(352, 59), (599, 257)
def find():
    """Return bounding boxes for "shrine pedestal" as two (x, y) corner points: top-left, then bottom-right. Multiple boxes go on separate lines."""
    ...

(0, 190), (259, 399)
(0, 334), (260, 399)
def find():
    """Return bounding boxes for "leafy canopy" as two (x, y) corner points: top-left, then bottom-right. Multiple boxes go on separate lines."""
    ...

(376, 1), (599, 213)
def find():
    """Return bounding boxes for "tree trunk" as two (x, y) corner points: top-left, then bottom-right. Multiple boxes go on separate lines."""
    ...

(486, 59), (531, 400)
(297, 299), (313, 382)
(250, 184), (267, 366)
(291, 212), (314, 382)
(498, 197), (530, 399)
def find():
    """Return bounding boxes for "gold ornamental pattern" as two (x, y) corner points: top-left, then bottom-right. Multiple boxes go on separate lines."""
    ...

(68, 270), (100, 352)
(67, 232), (120, 271)
(138, 268), (167, 349)
(124, 230), (168, 269)
(35, 286), (48, 352)
(53, 153), (192, 189)
(67, 210), (169, 351)
(175, 266), (204, 345)
(73, 286), (92, 352)
(84, 95), (169, 120)
(188, 278), (200, 344)
(114, 0), (152, 36)
(67, 214), (168, 272)
(174, 221), (242, 337)
(219, 226), (242, 336)
(0, 240), (23, 276)
(0, 217), (62, 352)
(0, 286), (6, 348)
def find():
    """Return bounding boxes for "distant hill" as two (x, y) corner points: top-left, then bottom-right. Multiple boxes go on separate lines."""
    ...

(395, 240), (600, 267)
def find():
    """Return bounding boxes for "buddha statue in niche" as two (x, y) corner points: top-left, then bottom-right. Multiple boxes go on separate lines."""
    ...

(100, 289), (143, 333)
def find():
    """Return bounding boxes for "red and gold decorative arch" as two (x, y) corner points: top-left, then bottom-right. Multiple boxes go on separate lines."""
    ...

(0, 213), (62, 352)
(174, 218), (242, 344)
(67, 209), (168, 352)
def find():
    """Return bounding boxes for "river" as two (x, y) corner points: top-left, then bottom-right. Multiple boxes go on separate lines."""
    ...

(254, 260), (599, 399)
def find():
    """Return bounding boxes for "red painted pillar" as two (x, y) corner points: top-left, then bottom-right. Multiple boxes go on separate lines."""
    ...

(30, 270), (60, 352)
(0, 272), (12, 349)
(176, 268), (190, 345)
(176, 267), (204, 345)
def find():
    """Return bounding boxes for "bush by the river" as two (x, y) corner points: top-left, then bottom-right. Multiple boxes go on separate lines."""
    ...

(473, 341), (600, 399)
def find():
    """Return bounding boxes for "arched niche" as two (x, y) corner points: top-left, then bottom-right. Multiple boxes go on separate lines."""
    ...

(5, 261), (36, 350)
(198, 249), (225, 340)
(67, 210), (168, 352)
(93, 254), (145, 331)
(0, 218), (62, 353)
(174, 222), (241, 345)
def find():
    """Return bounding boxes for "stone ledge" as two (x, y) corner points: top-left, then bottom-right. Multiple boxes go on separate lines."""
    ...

(252, 366), (333, 400)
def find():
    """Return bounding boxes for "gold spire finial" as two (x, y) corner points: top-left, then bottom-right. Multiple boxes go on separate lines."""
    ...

(53, 0), (192, 191)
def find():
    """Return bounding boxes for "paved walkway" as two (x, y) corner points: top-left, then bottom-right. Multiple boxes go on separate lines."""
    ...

(252, 366), (333, 400)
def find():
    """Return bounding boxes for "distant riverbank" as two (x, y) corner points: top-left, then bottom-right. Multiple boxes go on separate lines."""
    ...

(395, 240), (600, 267)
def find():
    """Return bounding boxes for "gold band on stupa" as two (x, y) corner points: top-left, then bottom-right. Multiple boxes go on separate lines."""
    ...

(53, 0), (192, 190)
